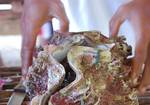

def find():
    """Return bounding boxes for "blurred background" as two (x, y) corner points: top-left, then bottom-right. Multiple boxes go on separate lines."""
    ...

(0, 0), (135, 67)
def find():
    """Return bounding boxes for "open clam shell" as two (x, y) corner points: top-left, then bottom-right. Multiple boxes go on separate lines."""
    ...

(49, 46), (139, 105)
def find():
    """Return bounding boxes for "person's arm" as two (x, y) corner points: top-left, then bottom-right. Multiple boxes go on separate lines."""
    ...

(109, 5), (128, 38)
(21, 34), (37, 79)
(21, 0), (69, 80)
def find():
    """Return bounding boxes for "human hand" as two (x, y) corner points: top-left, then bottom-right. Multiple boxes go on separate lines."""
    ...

(21, 0), (69, 83)
(109, 0), (150, 94)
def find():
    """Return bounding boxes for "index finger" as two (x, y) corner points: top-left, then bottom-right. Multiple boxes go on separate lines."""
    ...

(52, 0), (69, 33)
(109, 5), (128, 38)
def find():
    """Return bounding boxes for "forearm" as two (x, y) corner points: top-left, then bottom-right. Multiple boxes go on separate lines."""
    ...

(21, 25), (37, 77)
(21, 13), (37, 77)
(21, 34), (36, 77)
(21, 47), (33, 76)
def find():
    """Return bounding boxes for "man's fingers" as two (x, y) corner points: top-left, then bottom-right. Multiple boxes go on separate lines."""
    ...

(131, 38), (149, 86)
(138, 85), (150, 95)
(138, 86), (146, 95)
(59, 18), (69, 33)
(109, 16), (121, 38)
(109, 5), (127, 38)
(53, 0), (69, 33)
(138, 44), (150, 94)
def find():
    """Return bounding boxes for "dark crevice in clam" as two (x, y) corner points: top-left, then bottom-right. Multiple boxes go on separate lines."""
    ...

(60, 57), (76, 89)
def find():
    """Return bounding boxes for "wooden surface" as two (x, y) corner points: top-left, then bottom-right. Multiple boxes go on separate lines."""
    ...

(0, 0), (21, 4)
(0, 67), (150, 105)
(0, 67), (29, 105)
(0, 0), (11, 4)
(0, 11), (20, 35)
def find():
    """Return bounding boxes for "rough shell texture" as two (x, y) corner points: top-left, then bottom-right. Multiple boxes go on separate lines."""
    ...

(23, 51), (65, 99)
(49, 45), (138, 105)
(24, 31), (138, 105)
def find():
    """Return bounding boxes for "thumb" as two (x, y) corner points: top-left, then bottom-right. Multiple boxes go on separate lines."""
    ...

(138, 85), (147, 95)
(54, 1), (69, 33)
(59, 17), (69, 33)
